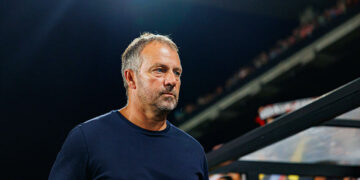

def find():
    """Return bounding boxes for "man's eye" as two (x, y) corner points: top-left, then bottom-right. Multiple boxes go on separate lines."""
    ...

(155, 68), (164, 73)
(174, 71), (181, 76)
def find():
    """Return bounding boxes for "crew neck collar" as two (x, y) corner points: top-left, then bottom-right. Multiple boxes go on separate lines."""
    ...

(114, 110), (171, 135)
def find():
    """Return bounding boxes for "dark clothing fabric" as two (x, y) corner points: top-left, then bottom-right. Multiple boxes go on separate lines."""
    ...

(49, 110), (209, 180)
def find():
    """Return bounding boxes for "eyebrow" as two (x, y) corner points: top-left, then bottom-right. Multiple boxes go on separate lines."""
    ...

(150, 63), (182, 72)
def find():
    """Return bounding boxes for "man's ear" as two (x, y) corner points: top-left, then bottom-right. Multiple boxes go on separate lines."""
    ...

(124, 69), (136, 90)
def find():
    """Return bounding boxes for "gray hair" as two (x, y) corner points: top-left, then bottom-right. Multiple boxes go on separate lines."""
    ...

(121, 32), (178, 95)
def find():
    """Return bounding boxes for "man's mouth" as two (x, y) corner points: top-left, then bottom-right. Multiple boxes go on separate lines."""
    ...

(162, 92), (175, 97)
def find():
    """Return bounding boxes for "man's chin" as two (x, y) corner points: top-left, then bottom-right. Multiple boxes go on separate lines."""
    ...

(156, 102), (177, 112)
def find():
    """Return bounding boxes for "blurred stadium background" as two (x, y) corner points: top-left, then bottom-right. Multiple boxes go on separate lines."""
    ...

(1, 0), (360, 179)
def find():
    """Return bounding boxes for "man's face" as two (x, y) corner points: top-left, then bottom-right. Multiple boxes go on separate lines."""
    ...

(135, 41), (182, 113)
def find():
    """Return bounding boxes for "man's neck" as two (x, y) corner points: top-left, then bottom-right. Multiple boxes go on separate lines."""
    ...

(119, 104), (168, 131)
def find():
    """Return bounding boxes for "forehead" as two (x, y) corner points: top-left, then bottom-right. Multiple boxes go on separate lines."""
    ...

(140, 41), (182, 69)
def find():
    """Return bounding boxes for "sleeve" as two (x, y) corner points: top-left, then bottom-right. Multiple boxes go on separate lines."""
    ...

(48, 125), (89, 180)
(202, 152), (210, 180)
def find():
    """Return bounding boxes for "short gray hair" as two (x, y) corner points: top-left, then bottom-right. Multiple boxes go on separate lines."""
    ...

(121, 32), (178, 94)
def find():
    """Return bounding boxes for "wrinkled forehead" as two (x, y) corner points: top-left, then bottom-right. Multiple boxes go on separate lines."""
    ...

(140, 41), (182, 69)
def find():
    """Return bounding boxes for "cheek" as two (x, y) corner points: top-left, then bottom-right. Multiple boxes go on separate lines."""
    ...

(175, 81), (181, 93)
(150, 78), (163, 85)
(140, 74), (161, 86)
(145, 78), (163, 91)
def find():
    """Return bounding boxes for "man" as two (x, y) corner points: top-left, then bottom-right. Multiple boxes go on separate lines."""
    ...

(49, 33), (209, 180)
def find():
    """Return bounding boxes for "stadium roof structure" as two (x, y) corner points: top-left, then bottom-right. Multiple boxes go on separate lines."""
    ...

(177, 5), (360, 151)
(207, 77), (360, 179)
(180, 8), (360, 133)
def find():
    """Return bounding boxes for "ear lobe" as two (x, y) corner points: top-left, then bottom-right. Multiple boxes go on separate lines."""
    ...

(124, 69), (136, 89)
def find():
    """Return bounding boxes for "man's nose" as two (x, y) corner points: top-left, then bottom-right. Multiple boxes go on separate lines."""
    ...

(164, 72), (177, 88)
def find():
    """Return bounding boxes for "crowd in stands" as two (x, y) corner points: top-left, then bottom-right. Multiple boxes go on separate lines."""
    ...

(174, 0), (359, 122)
(210, 174), (360, 180)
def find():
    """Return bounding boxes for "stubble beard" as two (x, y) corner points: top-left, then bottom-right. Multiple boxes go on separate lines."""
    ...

(155, 95), (178, 112)
(137, 81), (178, 114)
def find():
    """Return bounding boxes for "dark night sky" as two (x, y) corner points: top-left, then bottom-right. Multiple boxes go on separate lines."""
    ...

(1, 0), (336, 179)
(2, 0), (298, 105)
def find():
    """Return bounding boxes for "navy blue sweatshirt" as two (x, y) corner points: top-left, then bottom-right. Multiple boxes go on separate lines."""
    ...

(49, 110), (209, 180)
